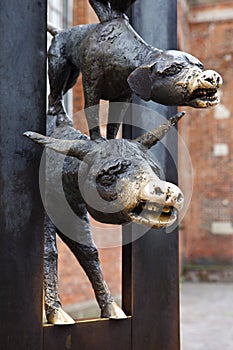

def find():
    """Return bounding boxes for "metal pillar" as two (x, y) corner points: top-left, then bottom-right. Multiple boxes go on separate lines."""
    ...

(124, 1), (180, 349)
(0, 1), (47, 349)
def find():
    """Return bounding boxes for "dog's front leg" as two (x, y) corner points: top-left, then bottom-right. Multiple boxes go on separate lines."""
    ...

(83, 79), (102, 140)
(107, 93), (132, 139)
(89, 0), (111, 23)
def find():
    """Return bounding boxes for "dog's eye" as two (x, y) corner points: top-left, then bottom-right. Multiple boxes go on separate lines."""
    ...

(197, 62), (204, 70)
(163, 64), (183, 76)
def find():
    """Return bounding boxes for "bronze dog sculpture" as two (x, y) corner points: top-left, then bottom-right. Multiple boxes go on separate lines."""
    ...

(47, 0), (222, 140)
(24, 111), (184, 324)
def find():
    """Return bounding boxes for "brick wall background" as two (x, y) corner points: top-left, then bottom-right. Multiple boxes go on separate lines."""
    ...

(179, 0), (233, 277)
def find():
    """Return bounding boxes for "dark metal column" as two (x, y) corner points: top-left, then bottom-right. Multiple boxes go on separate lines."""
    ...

(128, 1), (180, 349)
(0, 1), (47, 349)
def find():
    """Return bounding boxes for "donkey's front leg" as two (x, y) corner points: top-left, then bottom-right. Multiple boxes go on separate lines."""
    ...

(58, 230), (127, 319)
(44, 216), (75, 325)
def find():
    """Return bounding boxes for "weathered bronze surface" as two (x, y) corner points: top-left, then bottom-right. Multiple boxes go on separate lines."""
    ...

(24, 0), (222, 326)
(24, 110), (184, 324)
(47, 0), (222, 140)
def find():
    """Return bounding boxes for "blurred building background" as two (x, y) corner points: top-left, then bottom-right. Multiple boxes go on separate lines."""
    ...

(47, 0), (233, 317)
(178, 0), (233, 282)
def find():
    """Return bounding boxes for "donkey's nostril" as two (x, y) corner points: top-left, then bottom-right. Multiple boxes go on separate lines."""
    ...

(205, 77), (214, 84)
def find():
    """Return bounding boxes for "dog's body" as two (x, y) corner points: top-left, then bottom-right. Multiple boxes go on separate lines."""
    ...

(47, 0), (222, 140)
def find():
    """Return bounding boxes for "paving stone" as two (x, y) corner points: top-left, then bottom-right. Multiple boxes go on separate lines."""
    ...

(181, 282), (233, 350)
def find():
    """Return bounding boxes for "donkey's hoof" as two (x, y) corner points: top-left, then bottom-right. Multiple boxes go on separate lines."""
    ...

(101, 302), (127, 320)
(47, 307), (75, 325)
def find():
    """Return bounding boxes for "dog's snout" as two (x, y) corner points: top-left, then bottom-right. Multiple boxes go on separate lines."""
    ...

(200, 70), (223, 87)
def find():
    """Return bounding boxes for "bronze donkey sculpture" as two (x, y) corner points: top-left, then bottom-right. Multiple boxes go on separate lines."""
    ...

(47, 0), (222, 140)
(25, 110), (185, 324)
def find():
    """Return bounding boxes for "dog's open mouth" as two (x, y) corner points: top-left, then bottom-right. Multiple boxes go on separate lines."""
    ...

(129, 201), (177, 228)
(186, 70), (223, 108)
(188, 87), (220, 107)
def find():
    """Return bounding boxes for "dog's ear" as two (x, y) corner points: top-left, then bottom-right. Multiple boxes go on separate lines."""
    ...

(127, 63), (156, 101)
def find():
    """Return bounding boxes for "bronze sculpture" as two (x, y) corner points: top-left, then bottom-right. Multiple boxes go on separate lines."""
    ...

(24, 111), (185, 324)
(47, 0), (222, 140)
(24, 0), (223, 325)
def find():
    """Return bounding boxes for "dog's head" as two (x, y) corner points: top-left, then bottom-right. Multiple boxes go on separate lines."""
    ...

(128, 50), (222, 108)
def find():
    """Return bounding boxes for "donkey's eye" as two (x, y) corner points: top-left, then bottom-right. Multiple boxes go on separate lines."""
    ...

(97, 173), (116, 186)
(96, 159), (131, 186)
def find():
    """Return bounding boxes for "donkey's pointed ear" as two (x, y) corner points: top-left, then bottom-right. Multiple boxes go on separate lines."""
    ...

(127, 63), (155, 101)
(23, 131), (94, 160)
